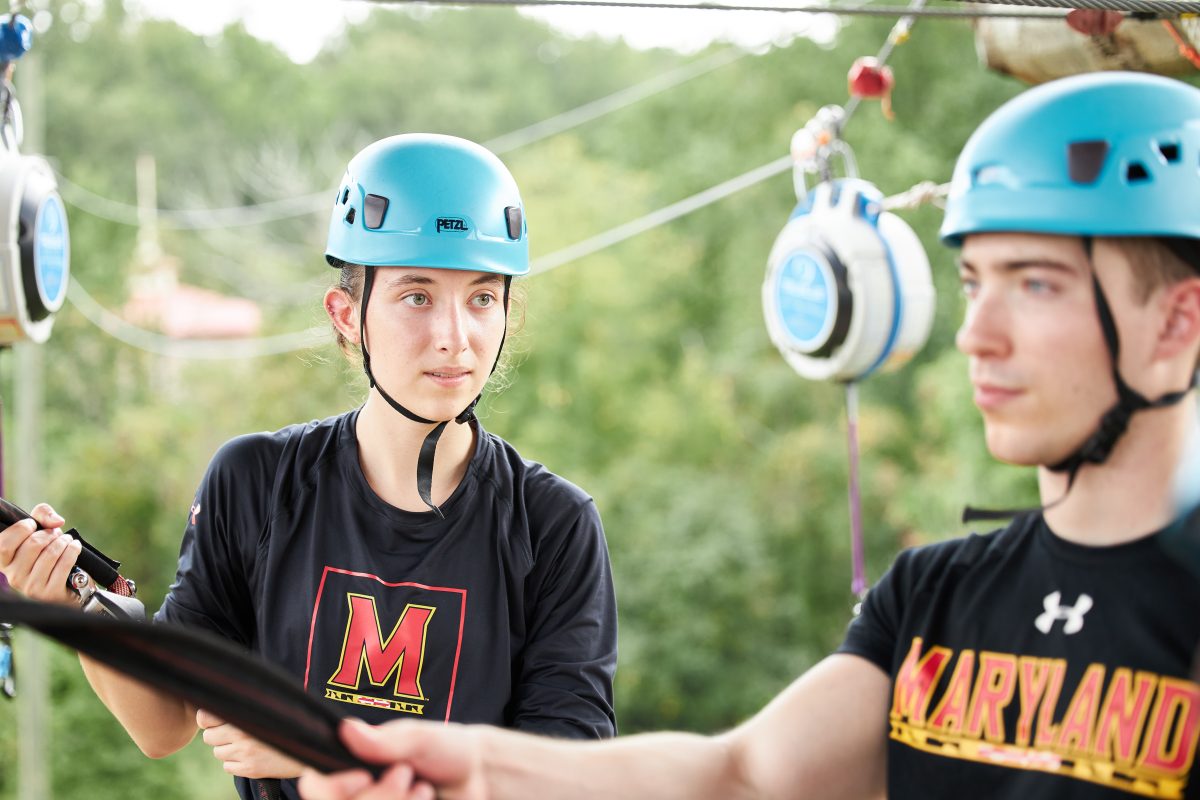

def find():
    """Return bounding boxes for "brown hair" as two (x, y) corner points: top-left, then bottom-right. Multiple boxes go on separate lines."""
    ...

(1105, 237), (1200, 370)
(327, 259), (527, 387)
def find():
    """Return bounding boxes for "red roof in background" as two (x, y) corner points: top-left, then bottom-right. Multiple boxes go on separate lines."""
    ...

(123, 283), (262, 339)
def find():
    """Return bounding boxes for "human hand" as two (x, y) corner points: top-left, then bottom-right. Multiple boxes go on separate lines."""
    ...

(197, 708), (307, 779)
(297, 718), (484, 800)
(0, 503), (81, 605)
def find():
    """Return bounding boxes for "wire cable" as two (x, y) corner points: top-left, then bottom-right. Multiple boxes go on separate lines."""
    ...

(531, 154), (792, 274)
(66, 168), (945, 358)
(66, 280), (328, 359)
(373, 0), (1075, 18)
(487, 48), (747, 153)
(54, 48), (747, 230)
(965, 0), (1200, 13)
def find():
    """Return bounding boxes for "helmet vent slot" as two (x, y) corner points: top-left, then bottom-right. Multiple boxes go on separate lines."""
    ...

(504, 206), (522, 240)
(344, 207), (356, 225)
(1125, 162), (1151, 183)
(363, 194), (389, 230)
(1067, 140), (1109, 184)
(340, 187), (350, 205)
(1156, 142), (1181, 163)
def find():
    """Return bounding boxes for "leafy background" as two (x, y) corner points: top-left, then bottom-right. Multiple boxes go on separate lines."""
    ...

(0, 1), (1049, 795)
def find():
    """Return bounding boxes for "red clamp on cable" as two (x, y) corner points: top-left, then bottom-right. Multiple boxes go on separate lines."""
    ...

(848, 57), (895, 121)
(1066, 9), (1124, 36)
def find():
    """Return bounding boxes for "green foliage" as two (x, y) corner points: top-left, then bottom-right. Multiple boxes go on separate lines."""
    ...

(1, 3), (1044, 795)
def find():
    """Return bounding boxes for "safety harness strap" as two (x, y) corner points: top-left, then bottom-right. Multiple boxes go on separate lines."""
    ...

(0, 597), (381, 778)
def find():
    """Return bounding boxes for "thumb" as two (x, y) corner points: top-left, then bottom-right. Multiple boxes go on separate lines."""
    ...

(196, 708), (226, 729)
(341, 718), (408, 762)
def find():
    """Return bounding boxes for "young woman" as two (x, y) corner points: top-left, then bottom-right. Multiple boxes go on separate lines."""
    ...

(0, 134), (618, 800)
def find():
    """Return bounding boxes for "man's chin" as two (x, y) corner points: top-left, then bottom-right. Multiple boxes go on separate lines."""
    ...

(983, 429), (1069, 468)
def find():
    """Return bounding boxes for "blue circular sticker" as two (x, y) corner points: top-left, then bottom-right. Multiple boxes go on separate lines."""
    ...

(774, 251), (835, 351)
(33, 193), (68, 312)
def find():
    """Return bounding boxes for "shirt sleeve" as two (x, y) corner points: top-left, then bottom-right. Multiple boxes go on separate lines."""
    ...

(511, 498), (618, 739)
(837, 547), (916, 674)
(153, 435), (269, 646)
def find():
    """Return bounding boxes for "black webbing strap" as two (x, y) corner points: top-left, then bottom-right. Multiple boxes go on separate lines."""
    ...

(255, 778), (283, 800)
(0, 597), (381, 778)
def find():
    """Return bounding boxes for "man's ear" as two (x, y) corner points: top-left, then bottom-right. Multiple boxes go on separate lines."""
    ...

(324, 287), (359, 344)
(1156, 276), (1200, 365)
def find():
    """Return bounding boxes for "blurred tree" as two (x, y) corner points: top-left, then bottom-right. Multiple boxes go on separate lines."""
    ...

(0, 3), (1063, 797)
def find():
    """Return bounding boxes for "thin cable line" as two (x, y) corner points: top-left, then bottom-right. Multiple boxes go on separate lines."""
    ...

(375, 0), (1076, 17)
(966, 0), (1200, 13)
(66, 169), (945, 358)
(531, 154), (792, 274)
(66, 280), (328, 359)
(485, 48), (746, 153)
(53, 48), (748, 230)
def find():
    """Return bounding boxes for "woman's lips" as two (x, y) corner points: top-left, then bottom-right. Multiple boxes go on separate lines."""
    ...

(425, 370), (471, 388)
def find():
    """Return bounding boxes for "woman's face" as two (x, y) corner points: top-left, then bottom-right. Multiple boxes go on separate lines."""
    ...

(359, 266), (507, 421)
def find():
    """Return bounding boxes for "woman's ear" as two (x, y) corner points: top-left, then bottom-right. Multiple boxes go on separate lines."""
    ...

(325, 287), (359, 344)
(1156, 276), (1200, 366)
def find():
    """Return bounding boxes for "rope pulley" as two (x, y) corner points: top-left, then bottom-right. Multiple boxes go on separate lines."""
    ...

(763, 124), (935, 383)
(0, 12), (68, 346)
(764, 113), (936, 600)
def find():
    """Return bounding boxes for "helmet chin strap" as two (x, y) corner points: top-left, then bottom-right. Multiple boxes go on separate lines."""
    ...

(963, 237), (1197, 524)
(357, 266), (512, 517)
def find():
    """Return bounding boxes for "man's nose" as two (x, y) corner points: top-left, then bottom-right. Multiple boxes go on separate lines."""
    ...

(956, 288), (1011, 360)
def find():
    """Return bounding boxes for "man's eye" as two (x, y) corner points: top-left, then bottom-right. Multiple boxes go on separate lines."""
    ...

(473, 294), (494, 307)
(403, 294), (429, 307)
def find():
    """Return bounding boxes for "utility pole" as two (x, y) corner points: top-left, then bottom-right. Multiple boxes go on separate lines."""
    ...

(14, 45), (50, 800)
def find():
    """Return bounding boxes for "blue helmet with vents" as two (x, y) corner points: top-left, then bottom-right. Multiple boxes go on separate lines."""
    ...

(940, 72), (1200, 246)
(325, 133), (529, 275)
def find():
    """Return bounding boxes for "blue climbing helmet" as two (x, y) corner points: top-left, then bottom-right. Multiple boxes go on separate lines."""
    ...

(941, 71), (1200, 246)
(325, 133), (529, 275)
(944, 73), (1200, 522)
(324, 134), (528, 516)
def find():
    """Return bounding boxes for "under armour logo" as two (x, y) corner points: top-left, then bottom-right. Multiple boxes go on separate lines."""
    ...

(1034, 591), (1093, 635)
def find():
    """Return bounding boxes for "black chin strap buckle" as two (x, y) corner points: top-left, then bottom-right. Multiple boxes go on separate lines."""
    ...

(1074, 402), (1136, 466)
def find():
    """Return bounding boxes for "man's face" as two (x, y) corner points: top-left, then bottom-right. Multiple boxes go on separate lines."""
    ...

(955, 232), (1157, 467)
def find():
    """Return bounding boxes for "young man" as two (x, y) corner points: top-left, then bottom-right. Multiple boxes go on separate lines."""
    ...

(297, 72), (1200, 800)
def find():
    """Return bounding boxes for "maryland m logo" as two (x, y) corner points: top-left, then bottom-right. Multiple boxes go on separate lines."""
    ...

(305, 567), (468, 722)
(328, 594), (435, 699)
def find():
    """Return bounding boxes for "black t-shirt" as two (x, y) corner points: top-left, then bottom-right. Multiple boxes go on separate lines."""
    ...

(841, 512), (1200, 799)
(155, 410), (617, 799)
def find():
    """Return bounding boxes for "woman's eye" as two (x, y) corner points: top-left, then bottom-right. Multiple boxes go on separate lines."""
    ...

(959, 277), (978, 298)
(403, 293), (429, 307)
(1024, 278), (1054, 295)
(473, 294), (495, 308)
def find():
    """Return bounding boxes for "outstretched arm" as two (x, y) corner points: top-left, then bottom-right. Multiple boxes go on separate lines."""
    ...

(300, 653), (889, 800)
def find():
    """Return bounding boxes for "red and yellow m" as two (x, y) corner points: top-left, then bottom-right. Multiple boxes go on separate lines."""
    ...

(328, 594), (436, 700)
